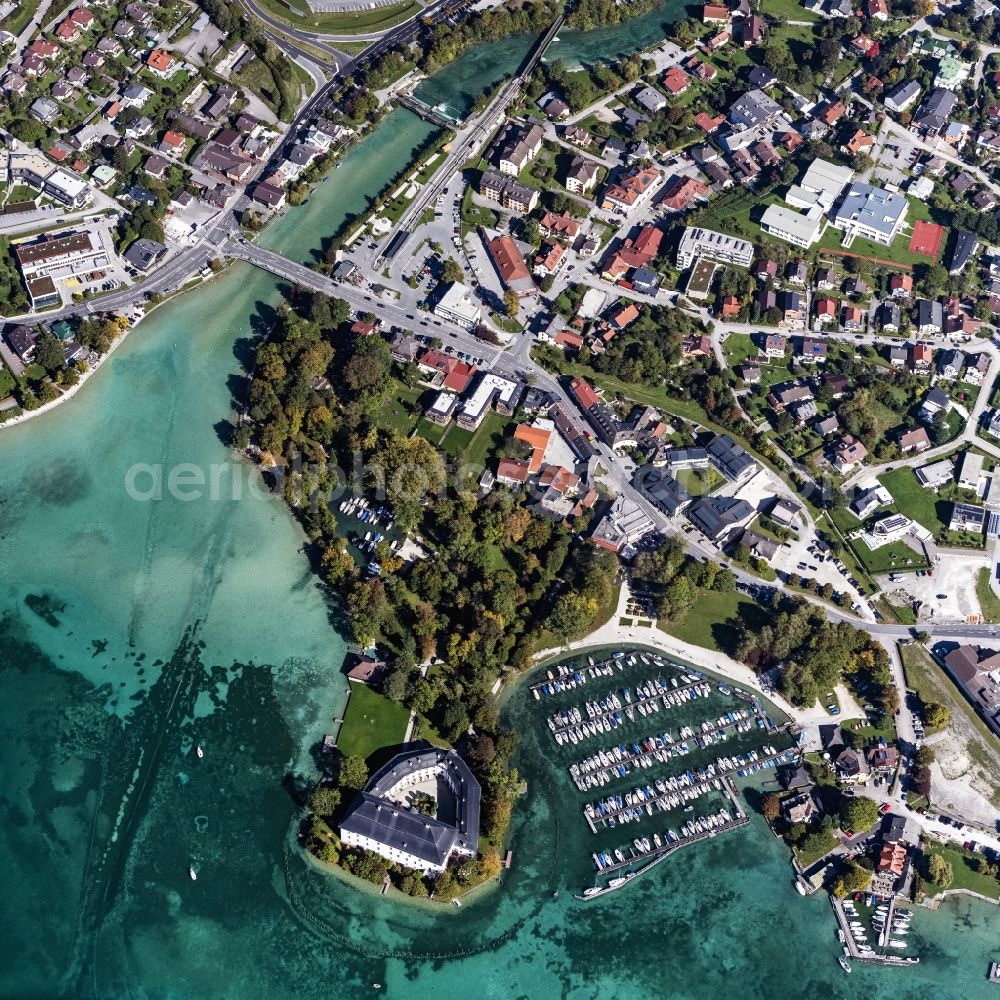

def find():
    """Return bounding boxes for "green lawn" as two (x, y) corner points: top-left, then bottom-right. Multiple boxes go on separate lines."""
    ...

(663, 589), (770, 656)
(921, 843), (1000, 900)
(0, 366), (15, 399)
(337, 683), (410, 761)
(377, 383), (424, 435)
(851, 539), (929, 576)
(416, 418), (449, 446)
(463, 409), (514, 470)
(976, 567), (1000, 623)
(440, 424), (474, 458)
(877, 466), (949, 535)
(675, 466), (724, 497)
(552, 357), (712, 426)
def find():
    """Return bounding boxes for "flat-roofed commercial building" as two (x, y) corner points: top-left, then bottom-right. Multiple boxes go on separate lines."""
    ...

(434, 281), (482, 329)
(676, 226), (753, 268)
(15, 230), (108, 282)
(790, 158), (854, 209)
(760, 203), (825, 248)
(9, 151), (92, 208)
(425, 390), (459, 425)
(457, 373), (521, 430)
(832, 183), (908, 246)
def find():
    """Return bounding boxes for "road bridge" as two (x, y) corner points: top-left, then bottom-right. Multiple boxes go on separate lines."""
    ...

(395, 92), (463, 129)
(380, 6), (569, 262)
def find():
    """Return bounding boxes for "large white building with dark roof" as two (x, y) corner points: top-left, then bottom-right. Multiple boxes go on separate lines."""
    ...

(339, 747), (481, 873)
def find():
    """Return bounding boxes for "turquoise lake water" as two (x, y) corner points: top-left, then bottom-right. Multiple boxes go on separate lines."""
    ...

(1, 10), (998, 999)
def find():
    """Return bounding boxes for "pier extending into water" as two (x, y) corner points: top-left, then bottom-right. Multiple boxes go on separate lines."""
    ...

(580, 778), (751, 893)
(832, 898), (919, 967)
(568, 707), (771, 792)
(548, 676), (711, 743)
(584, 745), (796, 832)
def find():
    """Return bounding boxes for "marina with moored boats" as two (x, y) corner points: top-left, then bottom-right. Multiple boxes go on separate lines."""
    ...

(530, 646), (796, 900)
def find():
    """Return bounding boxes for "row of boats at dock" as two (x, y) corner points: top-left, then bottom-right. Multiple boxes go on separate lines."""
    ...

(547, 677), (713, 744)
(591, 807), (737, 872)
(840, 899), (917, 961)
(338, 496), (400, 573)
(587, 776), (718, 826)
(567, 709), (762, 790)
(583, 748), (786, 825)
(872, 903), (913, 948)
(532, 652), (665, 698)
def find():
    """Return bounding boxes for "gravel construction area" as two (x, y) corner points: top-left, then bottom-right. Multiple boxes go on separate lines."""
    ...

(887, 551), (990, 623)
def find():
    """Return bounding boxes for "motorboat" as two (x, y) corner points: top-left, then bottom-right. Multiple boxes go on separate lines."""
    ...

(188, 866), (197, 881)
(196, 744), (204, 759)
(838, 957), (852, 974)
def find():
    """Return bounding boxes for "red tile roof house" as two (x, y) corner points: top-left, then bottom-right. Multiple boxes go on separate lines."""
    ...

(417, 349), (477, 392)
(662, 66), (691, 95)
(910, 343), (933, 370)
(55, 18), (81, 42)
(496, 458), (530, 486)
(850, 35), (880, 59)
(817, 100), (846, 126)
(146, 48), (177, 79)
(28, 39), (59, 60)
(159, 129), (186, 155)
(611, 303), (640, 329)
(662, 174), (708, 211)
(889, 273), (913, 298)
(814, 297), (837, 324)
(841, 303), (863, 330)
(720, 295), (740, 318)
(539, 211), (580, 240)
(702, 3), (731, 22)
(70, 8), (94, 29)
(554, 330), (584, 351)
(569, 376), (601, 412)
(694, 112), (726, 133)
(487, 235), (533, 293)
(845, 129), (874, 155)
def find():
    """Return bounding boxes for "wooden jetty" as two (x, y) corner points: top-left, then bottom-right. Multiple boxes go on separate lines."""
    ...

(831, 898), (919, 967)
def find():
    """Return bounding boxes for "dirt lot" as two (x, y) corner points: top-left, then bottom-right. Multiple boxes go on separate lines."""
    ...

(902, 644), (1000, 817)
(885, 551), (990, 623)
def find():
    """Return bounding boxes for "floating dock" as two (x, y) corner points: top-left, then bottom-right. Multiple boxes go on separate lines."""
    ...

(549, 677), (711, 743)
(568, 708), (775, 791)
